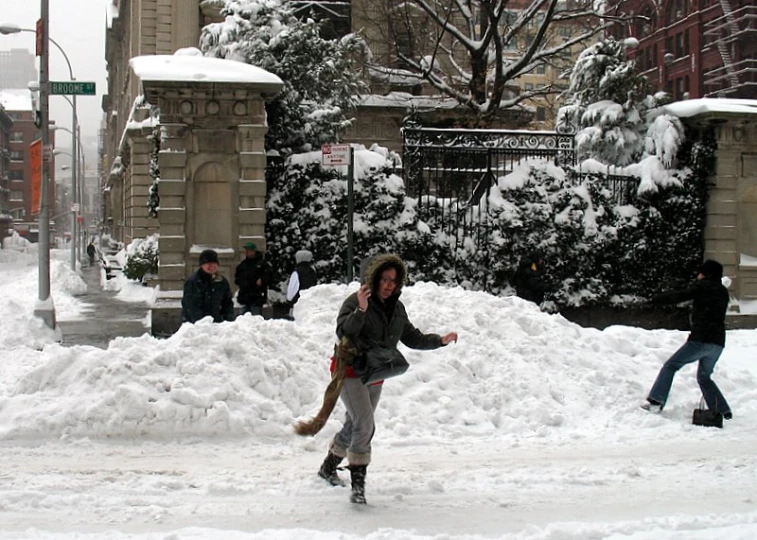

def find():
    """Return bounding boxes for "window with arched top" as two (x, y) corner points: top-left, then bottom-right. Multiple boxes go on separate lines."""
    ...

(191, 161), (233, 249)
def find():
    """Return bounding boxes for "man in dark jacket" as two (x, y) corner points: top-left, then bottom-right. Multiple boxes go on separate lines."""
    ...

(642, 259), (732, 419)
(181, 249), (235, 323)
(86, 242), (96, 265)
(513, 251), (546, 304)
(285, 249), (317, 319)
(234, 242), (272, 316)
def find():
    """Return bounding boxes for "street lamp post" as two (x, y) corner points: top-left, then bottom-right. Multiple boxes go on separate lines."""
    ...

(38, 2), (54, 327)
(49, 124), (78, 269)
(1, 22), (79, 275)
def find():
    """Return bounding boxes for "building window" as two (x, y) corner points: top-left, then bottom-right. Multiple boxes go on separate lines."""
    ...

(10, 150), (23, 161)
(10, 191), (23, 201)
(535, 63), (546, 75)
(9, 170), (23, 181)
(536, 107), (546, 122)
(10, 132), (23, 143)
(525, 83), (534, 91)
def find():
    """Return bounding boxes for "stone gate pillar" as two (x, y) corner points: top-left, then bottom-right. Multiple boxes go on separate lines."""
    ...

(671, 100), (757, 313)
(129, 55), (283, 336)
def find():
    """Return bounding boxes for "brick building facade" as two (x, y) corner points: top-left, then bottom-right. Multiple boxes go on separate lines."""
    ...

(609, 0), (756, 100)
(0, 106), (11, 241)
(0, 90), (56, 241)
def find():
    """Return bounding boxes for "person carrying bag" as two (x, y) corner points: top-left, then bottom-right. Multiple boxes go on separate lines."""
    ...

(295, 253), (457, 504)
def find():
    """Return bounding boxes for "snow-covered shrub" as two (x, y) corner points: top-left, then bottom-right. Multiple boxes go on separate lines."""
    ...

(123, 235), (159, 282)
(265, 147), (407, 288)
(264, 135), (712, 308)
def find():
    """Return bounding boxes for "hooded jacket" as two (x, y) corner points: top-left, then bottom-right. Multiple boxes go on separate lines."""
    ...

(334, 254), (444, 379)
(653, 276), (729, 347)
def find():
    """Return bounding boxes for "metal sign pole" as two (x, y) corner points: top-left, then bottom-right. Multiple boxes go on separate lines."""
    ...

(347, 146), (354, 283)
(70, 94), (77, 269)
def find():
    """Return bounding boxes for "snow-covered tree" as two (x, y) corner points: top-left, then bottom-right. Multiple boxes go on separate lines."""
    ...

(200, 0), (368, 154)
(558, 37), (685, 170)
(557, 37), (651, 165)
(359, 0), (618, 121)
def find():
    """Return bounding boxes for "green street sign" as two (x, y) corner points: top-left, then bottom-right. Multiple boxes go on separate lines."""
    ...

(49, 81), (96, 96)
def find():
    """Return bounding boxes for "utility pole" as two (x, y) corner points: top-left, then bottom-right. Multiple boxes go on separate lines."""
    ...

(34, 0), (55, 328)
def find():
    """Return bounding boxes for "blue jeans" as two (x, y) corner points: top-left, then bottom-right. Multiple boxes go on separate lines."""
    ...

(648, 340), (730, 414)
(240, 304), (263, 316)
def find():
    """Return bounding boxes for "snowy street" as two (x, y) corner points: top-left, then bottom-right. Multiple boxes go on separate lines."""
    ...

(2, 436), (756, 539)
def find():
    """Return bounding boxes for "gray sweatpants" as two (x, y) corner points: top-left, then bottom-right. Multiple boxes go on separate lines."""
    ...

(329, 378), (382, 466)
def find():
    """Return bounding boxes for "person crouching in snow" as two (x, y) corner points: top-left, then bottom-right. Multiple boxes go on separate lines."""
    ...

(642, 259), (732, 419)
(296, 253), (458, 504)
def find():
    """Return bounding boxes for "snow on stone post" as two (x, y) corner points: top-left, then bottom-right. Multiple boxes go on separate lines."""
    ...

(129, 54), (283, 336)
(664, 99), (757, 311)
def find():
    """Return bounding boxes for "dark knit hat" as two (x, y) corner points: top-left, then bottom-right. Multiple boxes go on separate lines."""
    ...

(199, 249), (219, 266)
(243, 241), (257, 251)
(698, 259), (723, 279)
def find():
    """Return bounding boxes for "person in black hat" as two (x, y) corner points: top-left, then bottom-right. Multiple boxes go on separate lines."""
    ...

(181, 249), (235, 323)
(642, 259), (732, 419)
(234, 241), (272, 316)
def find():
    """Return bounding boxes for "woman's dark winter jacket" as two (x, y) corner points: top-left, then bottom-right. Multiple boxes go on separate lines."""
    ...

(652, 277), (729, 347)
(513, 253), (546, 304)
(234, 254), (272, 307)
(334, 254), (444, 380)
(182, 269), (235, 323)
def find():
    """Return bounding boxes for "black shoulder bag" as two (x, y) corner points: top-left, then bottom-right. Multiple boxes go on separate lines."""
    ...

(692, 396), (723, 429)
(352, 340), (409, 385)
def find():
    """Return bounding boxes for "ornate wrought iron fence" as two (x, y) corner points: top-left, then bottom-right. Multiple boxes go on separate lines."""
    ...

(402, 124), (577, 247)
(400, 123), (642, 288)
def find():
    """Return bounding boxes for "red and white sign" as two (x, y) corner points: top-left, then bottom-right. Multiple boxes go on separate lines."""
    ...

(30, 139), (42, 215)
(321, 144), (351, 166)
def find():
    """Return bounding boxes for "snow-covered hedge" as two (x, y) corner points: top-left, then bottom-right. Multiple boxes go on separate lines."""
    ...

(265, 134), (713, 307)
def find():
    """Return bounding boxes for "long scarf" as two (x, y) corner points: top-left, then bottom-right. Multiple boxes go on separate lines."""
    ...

(294, 336), (356, 436)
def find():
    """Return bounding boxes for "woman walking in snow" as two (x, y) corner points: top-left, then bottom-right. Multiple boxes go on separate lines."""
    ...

(297, 254), (458, 504)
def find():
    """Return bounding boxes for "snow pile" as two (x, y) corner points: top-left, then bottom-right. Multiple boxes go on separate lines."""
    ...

(2, 277), (756, 443)
(0, 249), (85, 351)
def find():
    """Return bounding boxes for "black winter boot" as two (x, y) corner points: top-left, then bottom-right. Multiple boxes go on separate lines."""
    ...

(318, 452), (345, 486)
(348, 465), (367, 504)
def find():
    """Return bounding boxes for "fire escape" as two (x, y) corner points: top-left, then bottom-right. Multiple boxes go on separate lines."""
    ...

(703, 1), (757, 97)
